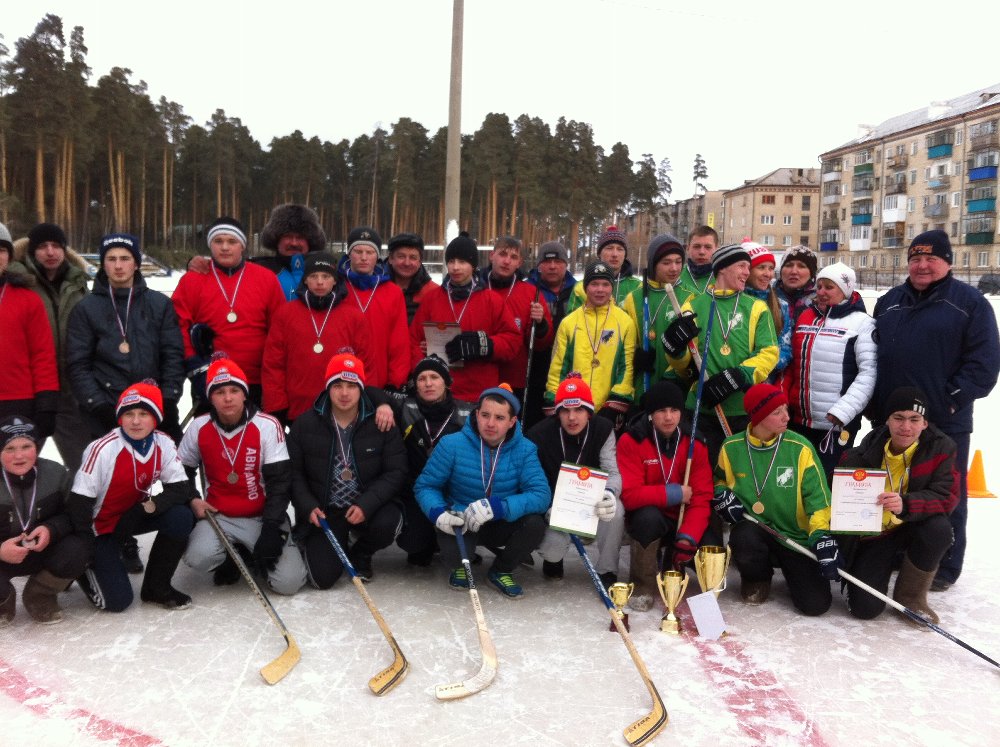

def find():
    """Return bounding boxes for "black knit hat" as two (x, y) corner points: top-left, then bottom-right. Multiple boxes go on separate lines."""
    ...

(647, 233), (684, 272)
(347, 226), (382, 253)
(597, 225), (628, 253)
(412, 354), (452, 386)
(303, 251), (339, 277)
(711, 243), (751, 275)
(781, 245), (818, 280)
(908, 229), (952, 265)
(28, 223), (67, 253)
(884, 386), (929, 418)
(644, 381), (686, 416)
(0, 416), (39, 449)
(445, 231), (479, 267)
(388, 232), (425, 255)
(583, 260), (615, 287)
(261, 204), (326, 253)
(100, 233), (141, 265)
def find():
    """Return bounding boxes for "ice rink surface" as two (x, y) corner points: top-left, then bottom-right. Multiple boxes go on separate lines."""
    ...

(3, 283), (998, 746)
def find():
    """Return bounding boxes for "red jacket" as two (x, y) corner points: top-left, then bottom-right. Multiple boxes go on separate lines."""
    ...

(171, 262), (285, 384)
(484, 274), (554, 388)
(262, 296), (374, 420)
(342, 280), (409, 389)
(617, 426), (714, 544)
(409, 284), (522, 401)
(0, 281), (59, 401)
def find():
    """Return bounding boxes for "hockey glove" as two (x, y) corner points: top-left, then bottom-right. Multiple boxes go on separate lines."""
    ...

(633, 346), (656, 374)
(813, 535), (842, 581)
(189, 323), (216, 359)
(595, 490), (617, 522)
(701, 367), (747, 409)
(32, 390), (59, 440)
(712, 488), (746, 525)
(184, 356), (211, 405)
(671, 535), (697, 569)
(661, 312), (699, 357)
(253, 521), (287, 573)
(435, 510), (466, 536)
(445, 331), (494, 363)
(464, 497), (505, 533)
(595, 404), (627, 432)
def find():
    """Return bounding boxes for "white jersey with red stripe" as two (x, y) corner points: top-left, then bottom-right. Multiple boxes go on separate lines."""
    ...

(73, 429), (188, 536)
(177, 411), (288, 518)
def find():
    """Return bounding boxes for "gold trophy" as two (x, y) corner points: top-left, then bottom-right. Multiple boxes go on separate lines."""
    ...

(656, 570), (689, 634)
(694, 545), (732, 596)
(607, 582), (634, 632)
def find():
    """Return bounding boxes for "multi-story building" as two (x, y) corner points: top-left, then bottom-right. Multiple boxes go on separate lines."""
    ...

(818, 84), (1000, 286)
(719, 168), (820, 248)
(657, 190), (725, 242)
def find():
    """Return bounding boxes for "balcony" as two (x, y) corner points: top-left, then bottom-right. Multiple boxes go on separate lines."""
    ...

(849, 237), (872, 252)
(851, 213), (872, 225)
(853, 162), (874, 175)
(885, 154), (908, 169)
(966, 232), (995, 245)
(928, 175), (951, 190)
(883, 237), (905, 249)
(821, 217), (840, 230)
(928, 144), (953, 159)
(852, 188), (874, 200)
(886, 181), (907, 195)
(882, 221), (905, 239)
(823, 194), (841, 205)
(923, 203), (949, 218)
(969, 131), (999, 150)
(969, 165), (999, 181)
(820, 241), (839, 252)
(822, 169), (842, 183)
(968, 198), (997, 214)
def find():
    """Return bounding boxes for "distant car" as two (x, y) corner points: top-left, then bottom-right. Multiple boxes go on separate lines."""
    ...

(978, 273), (1000, 295)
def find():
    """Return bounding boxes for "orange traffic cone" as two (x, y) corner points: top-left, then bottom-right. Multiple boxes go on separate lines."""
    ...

(967, 450), (996, 498)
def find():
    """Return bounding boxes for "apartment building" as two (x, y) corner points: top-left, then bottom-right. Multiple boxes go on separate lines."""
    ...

(719, 168), (820, 248)
(818, 84), (1000, 283)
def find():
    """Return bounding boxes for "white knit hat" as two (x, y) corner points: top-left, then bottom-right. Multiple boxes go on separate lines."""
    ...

(816, 262), (855, 299)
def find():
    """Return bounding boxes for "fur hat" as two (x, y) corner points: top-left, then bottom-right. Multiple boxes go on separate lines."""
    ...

(479, 382), (520, 416)
(884, 386), (928, 418)
(347, 226), (382, 254)
(100, 233), (141, 265)
(412, 354), (452, 386)
(387, 232), (425, 255)
(325, 349), (366, 389)
(816, 261), (855, 299)
(116, 380), (164, 425)
(597, 225), (628, 253)
(908, 229), (952, 264)
(743, 383), (787, 427)
(206, 354), (250, 399)
(445, 231), (479, 267)
(555, 372), (595, 412)
(646, 233), (684, 271)
(261, 204), (326, 254)
(0, 416), (39, 449)
(712, 244), (751, 275)
(28, 223), (67, 253)
(781, 245), (818, 280)
(537, 241), (568, 263)
(583, 260), (614, 288)
(206, 217), (247, 249)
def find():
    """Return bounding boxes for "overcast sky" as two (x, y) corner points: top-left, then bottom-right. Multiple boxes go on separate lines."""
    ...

(5, 0), (1000, 195)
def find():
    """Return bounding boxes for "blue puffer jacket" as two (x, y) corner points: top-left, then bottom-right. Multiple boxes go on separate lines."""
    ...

(746, 285), (792, 379)
(414, 416), (551, 524)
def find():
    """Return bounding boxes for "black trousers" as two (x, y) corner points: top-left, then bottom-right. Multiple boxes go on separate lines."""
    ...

(0, 534), (91, 585)
(437, 514), (547, 574)
(395, 494), (437, 557)
(844, 515), (953, 619)
(303, 502), (402, 589)
(729, 520), (832, 616)
(626, 505), (678, 548)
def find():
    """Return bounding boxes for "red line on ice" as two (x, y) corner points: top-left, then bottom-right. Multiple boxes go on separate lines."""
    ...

(678, 611), (828, 746)
(0, 658), (162, 746)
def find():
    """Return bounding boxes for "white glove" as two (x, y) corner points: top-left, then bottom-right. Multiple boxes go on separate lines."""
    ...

(595, 490), (617, 522)
(464, 498), (496, 533)
(435, 510), (465, 535)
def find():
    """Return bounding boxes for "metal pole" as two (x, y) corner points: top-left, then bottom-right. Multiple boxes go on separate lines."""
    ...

(444, 0), (464, 243)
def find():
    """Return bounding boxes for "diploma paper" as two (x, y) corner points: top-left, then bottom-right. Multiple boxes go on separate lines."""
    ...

(830, 467), (887, 534)
(549, 462), (608, 539)
(686, 591), (726, 640)
(423, 322), (463, 368)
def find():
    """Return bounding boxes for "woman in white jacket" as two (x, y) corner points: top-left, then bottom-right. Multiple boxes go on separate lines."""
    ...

(784, 262), (876, 476)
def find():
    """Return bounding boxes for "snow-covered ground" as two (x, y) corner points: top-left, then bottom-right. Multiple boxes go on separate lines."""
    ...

(3, 281), (999, 746)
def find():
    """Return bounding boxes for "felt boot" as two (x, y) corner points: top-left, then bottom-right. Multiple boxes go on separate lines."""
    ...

(893, 555), (939, 626)
(628, 539), (660, 612)
(22, 570), (73, 624)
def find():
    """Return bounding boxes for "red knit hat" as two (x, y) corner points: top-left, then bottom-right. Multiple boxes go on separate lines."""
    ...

(206, 354), (250, 398)
(554, 372), (595, 412)
(743, 383), (788, 426)
(742, 240), (775, 269)
(117, 380), (164, 425)
(325, 349), (366, 389)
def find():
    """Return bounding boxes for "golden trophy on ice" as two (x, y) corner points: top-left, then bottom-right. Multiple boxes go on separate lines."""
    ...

(656, 570), (689, 634)
(607, 582), (634, 632)
(694, 545), (731, 596)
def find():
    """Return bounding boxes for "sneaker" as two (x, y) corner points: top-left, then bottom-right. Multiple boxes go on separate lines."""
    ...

(488, 569), (524, 599)
(449, 567), (470, 590)
(741, 580), (771, 605)
(121, 536), (144, 574)
(599, 572), (618, 590)
(542, 560), (564, 580)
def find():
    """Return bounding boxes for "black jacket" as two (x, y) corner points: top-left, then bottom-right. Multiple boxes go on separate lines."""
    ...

(0, 458), (76, 544)
(525, 414), (615, 491)
(66, 271), (185, 410)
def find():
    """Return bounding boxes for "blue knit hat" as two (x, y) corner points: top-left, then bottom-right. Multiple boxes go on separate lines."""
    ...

(478, 383), (520, 416)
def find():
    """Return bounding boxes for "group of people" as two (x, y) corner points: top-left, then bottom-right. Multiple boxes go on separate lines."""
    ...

(1, 211), (997, 632)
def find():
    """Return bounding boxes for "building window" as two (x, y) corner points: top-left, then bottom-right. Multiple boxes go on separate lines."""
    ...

(952, 221), (959, 238)
(953, 192), (961, 208)
(907, 225), (915, 239)
(782, 235), (792, 247)
(880, 254), (887, 268)
(761, 235), (775, 246)
(800, 216), (810, 230)
(924, 167), (931, 180)
(979, 251), (989, 267)
(783, 215), (792, 225)
(859, 255), (868, 268)
(784, 195), (793, 204)
(802, 196), (811, 210)
(762, 195), (776, 205)
(892, 254), (900, 268)
(962, 252), (970, 268)
(800, 235), (809, 245)
(911, 141), (918, 155)
(954, 161), (963, 176)
(956, 130), (964, 146)
(761, 215), (775, 225)
(909, 170), (917, 185)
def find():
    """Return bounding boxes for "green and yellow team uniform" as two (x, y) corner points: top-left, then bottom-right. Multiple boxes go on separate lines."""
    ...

(569, 272), (641, 311)
(675, 264), (713, 302)
(621, 280), (693, 402)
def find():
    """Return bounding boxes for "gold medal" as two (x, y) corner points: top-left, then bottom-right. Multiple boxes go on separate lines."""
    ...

(226, 310), (238, 323)
(142, 500), (156, 514)
(341, 468), (354, 481)
(647, 330), (656, 341)
(313, 342), (324, 354)
(227, 471), (239, 484)
(720, 343), (731, 356)
(752, 501), (765, 514)
(119, 340), (130, 354)
(592, 357), (600, 368)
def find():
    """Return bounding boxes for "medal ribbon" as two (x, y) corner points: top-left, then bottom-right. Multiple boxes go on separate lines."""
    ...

(211, 263), (246, 317)
(479, 439), (503, 497)
(306, 290), (336, 345)
(714, 291), (741, 348)
(108, 286), (134, 345)
(334, 419), (356, 477)
(559, 423), (590, 464)
(3, 467), (38, 533)
(350, 277), (381, 314)
(583, 303), (612, 358)
(746, 432), (783, 502)
(213, 419), (248, 482)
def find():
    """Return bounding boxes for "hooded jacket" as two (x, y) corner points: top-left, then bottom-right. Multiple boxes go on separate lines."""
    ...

(0, 272), (59, 404)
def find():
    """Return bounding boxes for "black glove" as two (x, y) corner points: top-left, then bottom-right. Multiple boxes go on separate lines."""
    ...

(701, 367), (747, 409)
(712, 489), (746, 525)
(189, 323), (216, 359)
(445, 331), (494, 363)
(813, 535), (842, 581)
(92, 402), (119, 432)
(185, 356), (210, 404)
(33, 390), (59, 439)
(595, 404), (627, 432)
(113, 503), (147, 541)
(633, 346), (656, 374)
(661, 312), (700, 357)
(253, 522), (287, 573)
(160, 399), (180, 434)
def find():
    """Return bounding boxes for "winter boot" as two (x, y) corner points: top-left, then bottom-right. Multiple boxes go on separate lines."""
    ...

(141, 534), (192, 610)
(542, 559), (564, 580)
(628, 538), (661, 612)
(22, 570), (73, 624)
(0, 582), (14, 627)
(120, 535), (144, 574)
(740, 579), (771, 606)
(893, 555), (939, 626)
(599, 572), (618, 591)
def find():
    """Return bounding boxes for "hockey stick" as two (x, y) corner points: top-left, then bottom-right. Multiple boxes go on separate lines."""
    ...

(435, 528), (498, 700)
(664, 283), (731, 438)
(744, 514), (1000, 670)
(571, 534), (668, 745)
(203, 511), (301, 684)
(521, 285), (542, 412)
(642, 267), (651, 393)
(317, 517), (409, 695)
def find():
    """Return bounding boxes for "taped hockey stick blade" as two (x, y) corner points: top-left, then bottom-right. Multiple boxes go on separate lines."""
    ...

(260, 634), (301, 685)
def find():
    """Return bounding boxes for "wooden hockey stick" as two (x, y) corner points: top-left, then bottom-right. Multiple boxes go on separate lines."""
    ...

(204, 511), (301, 685)
(318, 517), (409, 695)
(435, 528), (498, 700)
(571, 534), (668, 745)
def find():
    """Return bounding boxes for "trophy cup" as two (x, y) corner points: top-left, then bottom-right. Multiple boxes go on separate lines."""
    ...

(656, 570), (689, 634)
(694, 545), (732, 596)
(607, 582), (634, 632)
